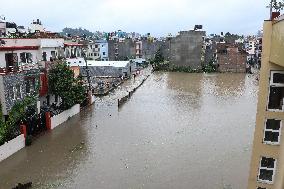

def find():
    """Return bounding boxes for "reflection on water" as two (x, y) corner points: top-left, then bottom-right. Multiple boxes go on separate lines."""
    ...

(0, 72), (258, 189)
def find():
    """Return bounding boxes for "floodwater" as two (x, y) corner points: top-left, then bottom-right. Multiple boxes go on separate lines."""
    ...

(0, 72), (259, 189)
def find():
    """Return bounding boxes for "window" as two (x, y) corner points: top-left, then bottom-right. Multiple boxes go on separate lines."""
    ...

(263, 119), (281, 144)
(51, 51), (56, 59)
(14, 84), (22, 99)
(268, 71), (284, 111)
(95, 45), (98, 48)
(26, 80), (30, 94)
(9, 86), (14, 100)
(42, 52), (47, 61)
(103, 52), (106, 55)
(258, 157), (276, 184)
(270, 71), (284, 86)
(5, 53), (18, 67)
(20, 52), (33, 63)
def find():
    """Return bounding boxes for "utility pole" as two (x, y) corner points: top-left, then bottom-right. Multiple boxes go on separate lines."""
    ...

(83, 50), (92, 92)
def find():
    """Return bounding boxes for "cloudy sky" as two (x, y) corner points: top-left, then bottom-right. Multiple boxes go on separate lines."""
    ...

(1, 0), (268, 36)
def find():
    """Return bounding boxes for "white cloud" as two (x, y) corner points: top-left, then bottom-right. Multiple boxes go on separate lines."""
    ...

(1, 0), (269, 36)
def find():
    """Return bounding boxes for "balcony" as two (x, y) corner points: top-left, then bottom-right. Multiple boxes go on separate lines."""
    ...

(0, 64), (39, 75)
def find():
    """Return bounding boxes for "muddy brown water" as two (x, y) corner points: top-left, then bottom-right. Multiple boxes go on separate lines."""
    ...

(0, 72), (258, 189)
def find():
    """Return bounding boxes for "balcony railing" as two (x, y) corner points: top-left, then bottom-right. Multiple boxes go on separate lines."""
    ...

(0, 64), (39, 75)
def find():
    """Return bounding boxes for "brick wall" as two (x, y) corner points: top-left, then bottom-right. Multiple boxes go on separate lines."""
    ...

(217, 47), (247, 73)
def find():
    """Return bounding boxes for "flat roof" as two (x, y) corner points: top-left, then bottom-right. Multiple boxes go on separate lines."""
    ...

(86, 60), (129, 68)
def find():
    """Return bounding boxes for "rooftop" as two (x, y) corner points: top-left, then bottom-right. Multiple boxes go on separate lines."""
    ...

(86, 60), (129, 68)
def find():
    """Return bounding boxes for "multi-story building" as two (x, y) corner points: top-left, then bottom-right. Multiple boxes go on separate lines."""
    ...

(0, 38), (40, 116)
(108, 38), (136, 61)
(216, 43), (247, 73)
(169, 30), (206, 70)
(86, 40), (109, 61)
(247, 15), (284, 189)
(135, 41), (142, 58)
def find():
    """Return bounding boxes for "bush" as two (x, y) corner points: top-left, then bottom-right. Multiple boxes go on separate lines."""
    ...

(0, 96), (36, 145)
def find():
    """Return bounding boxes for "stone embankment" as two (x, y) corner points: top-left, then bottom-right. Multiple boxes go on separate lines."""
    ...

(118, 74), (150, 107)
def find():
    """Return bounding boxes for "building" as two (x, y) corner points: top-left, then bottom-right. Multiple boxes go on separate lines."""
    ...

(135, 41), (142, 58)
(83, 61), (131, 77)
(216, 43), (247, 73)
(0, 38), (40, 116)
(169, 30), (206, 70)
(108, 38), (136, 61)
(247, 15), (284, 189)
(96, 40), (109, 61)
(29, 19), (45, 33)
(86, 40), (109, 61)
(256, 37), (263, 67)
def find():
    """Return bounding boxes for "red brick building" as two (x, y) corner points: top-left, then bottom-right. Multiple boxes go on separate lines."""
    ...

(216, 43), (247, 73)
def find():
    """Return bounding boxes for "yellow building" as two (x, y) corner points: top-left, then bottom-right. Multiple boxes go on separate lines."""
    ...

(247, 15), (284, 189)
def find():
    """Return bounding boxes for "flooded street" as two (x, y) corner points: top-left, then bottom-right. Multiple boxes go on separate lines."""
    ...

(0, 72), (258, 189)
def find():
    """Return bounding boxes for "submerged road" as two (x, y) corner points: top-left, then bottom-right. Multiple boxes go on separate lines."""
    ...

(0, 72), (258, 189)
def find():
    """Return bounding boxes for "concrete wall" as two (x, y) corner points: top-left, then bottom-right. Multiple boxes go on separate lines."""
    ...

(169, 30), (205, 69)
(0, 38), (38, 47)
(0, 134), (25, 162)
(247, 20), (284, 189)
(51, 104), (80, 129)
(108, 39), (136, 61)
(40, 38), (64, 48)
(141, 40), (169, 60)
(90, 95), (95, 104)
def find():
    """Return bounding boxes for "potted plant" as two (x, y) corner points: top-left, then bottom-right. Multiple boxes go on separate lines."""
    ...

(268, 0), (284, 19)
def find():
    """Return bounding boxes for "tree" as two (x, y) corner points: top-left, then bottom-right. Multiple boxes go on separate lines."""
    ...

(48, 62), (86, 110)
(269, 0), (284, 12)
(0, 96), (36, 145)
(153, 48), (164, 64)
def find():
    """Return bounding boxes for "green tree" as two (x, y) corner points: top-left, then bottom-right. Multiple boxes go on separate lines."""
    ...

(153, 48), (164, 64)
(48, 62), (86, 110)
(0, 96), (36, 145)
(269, 0), (284, 11)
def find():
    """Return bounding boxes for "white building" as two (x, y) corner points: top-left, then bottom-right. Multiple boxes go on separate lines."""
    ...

(87, 40), (109, 61)
(29, 19), (45, 33)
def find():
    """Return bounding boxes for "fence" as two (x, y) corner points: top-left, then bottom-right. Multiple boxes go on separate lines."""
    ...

(0, 134), (25, 162)
(50, 104), (80, 130)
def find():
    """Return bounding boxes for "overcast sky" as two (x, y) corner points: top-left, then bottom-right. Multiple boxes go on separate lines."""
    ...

(1, 0), (268, 36)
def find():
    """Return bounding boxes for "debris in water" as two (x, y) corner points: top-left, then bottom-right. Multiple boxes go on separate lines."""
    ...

(12, 182), (32, 189)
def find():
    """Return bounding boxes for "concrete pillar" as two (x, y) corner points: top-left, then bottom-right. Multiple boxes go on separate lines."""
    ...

(45, 112), (51, 130)
(20, 124), (27, 138)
